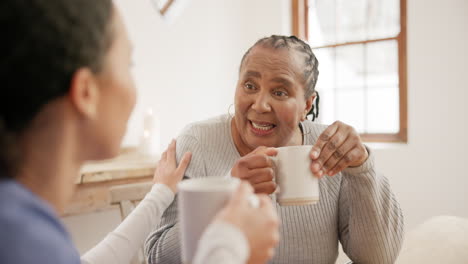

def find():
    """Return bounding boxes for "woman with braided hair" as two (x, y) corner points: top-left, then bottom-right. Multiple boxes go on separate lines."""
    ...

(146, 35), (404, 264)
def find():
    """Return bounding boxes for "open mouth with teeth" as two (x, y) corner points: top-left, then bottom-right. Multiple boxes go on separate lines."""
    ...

(249, 120), (276, 135)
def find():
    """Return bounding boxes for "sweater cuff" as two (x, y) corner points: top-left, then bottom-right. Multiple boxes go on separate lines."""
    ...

(342, 145), (375, 177)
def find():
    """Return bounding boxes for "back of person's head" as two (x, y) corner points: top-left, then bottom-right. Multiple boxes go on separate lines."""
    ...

(0, 0), (114, 177)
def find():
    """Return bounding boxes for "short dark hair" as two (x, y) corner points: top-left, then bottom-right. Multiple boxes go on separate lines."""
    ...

(239, 35), (320, 121)
(0, 0), (114, 177)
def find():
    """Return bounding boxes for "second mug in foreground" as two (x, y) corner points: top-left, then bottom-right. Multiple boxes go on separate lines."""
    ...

(178, 176), (258, 263)
(272, 145), (320, 206)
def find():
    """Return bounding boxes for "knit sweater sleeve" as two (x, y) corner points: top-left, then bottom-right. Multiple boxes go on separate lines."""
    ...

(338, 150), (405, 263)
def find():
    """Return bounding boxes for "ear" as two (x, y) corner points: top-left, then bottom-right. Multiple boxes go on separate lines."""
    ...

(68, 68), (100, 119)
(302, 92), (316, 121)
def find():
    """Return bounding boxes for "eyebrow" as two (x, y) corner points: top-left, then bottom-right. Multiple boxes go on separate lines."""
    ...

(244, 71), (262, 79)
(271, 77), (293, 88)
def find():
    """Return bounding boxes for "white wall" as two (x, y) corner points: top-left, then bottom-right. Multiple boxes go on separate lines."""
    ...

(373, 0), (468, 229)
(64, 0), (468, 256)
(117, 0), (290, 151)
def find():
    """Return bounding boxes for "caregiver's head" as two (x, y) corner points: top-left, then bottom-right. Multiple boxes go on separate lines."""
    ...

(0, 0), (136, 178)
(232, 35), (319, 153)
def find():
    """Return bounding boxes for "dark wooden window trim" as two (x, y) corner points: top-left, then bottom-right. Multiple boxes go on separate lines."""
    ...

(292, 0), (408, 143)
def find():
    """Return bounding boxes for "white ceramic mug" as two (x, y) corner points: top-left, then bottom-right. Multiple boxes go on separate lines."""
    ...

(178, 176), (258, 263)
(271, 145), (319, 206)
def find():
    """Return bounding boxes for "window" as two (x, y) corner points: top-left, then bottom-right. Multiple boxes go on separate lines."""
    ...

(292, 0), (407, 142)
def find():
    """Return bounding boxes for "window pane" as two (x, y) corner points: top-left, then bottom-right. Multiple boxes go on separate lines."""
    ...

(317, 90), (336, 125)
(309, 0), (400, 46)
(365, 40), (399, 133)
(336, 0), (367, 43)
(313, 48), (336, 125)
(336, 44), (365, 89)
(367, 0), (400, 39)
(337, 89), (365, 133)
(366, 40), (398, 88)
(366, 87), (399, 133)
(304, 0), (404, 140)
(308, 0), (336, 47)
(314, 48), (335, 90)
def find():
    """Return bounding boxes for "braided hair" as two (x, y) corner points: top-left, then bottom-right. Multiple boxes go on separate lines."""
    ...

(240, 35), (320, 121)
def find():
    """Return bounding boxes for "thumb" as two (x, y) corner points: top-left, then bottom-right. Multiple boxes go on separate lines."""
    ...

(253, 146), (278, 156)
(257, 194), (278, 225)
(264, 147), (278, 157)
(258, 194), (274, 212)
(228, 181), (253, 208)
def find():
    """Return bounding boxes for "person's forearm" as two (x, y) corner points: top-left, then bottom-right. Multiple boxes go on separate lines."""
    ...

(339, 153), (404, 263)
(81, 184), (174, 264)
(193, 221), (249, 264)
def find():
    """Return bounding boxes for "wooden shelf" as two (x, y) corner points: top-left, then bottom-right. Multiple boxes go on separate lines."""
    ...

(64, 149), (159, 217)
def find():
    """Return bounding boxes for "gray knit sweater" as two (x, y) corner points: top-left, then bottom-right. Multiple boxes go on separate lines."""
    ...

(145, 115), (404, 264)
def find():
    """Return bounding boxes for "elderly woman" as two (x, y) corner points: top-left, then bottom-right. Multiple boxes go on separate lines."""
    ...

(145, 35), (404, 263)
(0, 1), (279, 264)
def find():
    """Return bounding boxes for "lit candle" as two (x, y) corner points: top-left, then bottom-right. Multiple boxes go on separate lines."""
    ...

(140, 108), (154, 155)
(144, 108), (154, 134)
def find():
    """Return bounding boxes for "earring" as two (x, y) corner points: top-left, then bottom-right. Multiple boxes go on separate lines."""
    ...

(228, 104), (235, 118)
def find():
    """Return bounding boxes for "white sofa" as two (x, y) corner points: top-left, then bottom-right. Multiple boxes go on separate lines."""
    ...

(396, 215), (468, 264)
(336, 215), (468, 264)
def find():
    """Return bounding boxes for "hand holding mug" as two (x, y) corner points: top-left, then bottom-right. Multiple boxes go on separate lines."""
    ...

(231, 146), (278, 194)
(215, 182), (279, 264)
(178, 177), (273, 263)
(310, 121), (368, 177)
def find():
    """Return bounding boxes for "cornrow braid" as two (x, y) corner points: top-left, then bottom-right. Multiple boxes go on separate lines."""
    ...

(239, 35), (320, 121)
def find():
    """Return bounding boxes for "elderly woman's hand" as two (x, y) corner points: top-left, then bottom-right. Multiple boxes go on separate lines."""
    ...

(309, 121), (368, 177)
(231, 146), (278, 194)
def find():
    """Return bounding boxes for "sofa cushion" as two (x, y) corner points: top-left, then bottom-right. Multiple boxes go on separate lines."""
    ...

(397, 215), (468, 264)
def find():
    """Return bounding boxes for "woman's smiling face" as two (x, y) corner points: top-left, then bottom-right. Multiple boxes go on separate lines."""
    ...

(232, 46), (314, 153)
